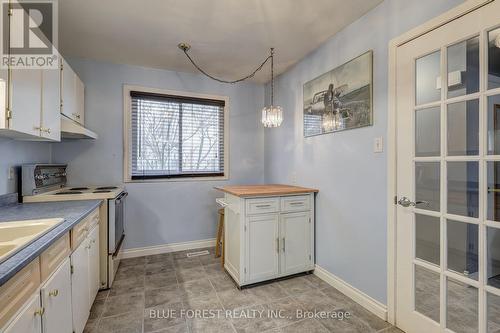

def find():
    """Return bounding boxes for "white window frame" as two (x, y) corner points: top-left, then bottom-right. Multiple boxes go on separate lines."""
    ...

(123, 84), (230, 183)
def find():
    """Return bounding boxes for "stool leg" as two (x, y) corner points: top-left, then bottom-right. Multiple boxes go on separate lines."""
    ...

(215, 211), (223, 258)
(221, 217), (225, 268)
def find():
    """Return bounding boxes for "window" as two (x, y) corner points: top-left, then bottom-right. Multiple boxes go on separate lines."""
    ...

(125, 87), (227, 181)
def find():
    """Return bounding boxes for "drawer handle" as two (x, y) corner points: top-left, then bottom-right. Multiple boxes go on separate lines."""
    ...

(49, 289), (59, 297)
(34, 307), (45, 316)
(282, 237), (286, 252)
(255, 204), (271, 208)
(290, 202), (304, 206)
(276, 238), (280, 253)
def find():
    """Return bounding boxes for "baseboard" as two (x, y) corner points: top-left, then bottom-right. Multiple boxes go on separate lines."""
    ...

(314, 264), (388, 321)
(121, 238), (216, 259)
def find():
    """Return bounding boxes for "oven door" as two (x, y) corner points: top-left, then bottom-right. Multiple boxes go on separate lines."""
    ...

(108, 191), (127, 255)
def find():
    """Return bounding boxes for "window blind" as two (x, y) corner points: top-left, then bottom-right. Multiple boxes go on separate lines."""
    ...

(130, 91), (225, 179)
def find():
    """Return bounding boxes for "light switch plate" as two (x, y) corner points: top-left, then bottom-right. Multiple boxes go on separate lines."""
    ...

(374, 137), (383, 153)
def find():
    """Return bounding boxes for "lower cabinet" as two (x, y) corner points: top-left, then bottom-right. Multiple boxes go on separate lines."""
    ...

(280, 211), (312, 275)
(88, 224), (100, 306)
(247, 214), (280, 282)
(71, 238), (91, 333)
(225, 193), (315, 287)
(3, 294), (42, 333)
(0, 209), (101, 333)
(41, 258), (73, 333)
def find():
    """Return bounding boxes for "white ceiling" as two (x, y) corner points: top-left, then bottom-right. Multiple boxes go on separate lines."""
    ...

(59, 0), (383, 83)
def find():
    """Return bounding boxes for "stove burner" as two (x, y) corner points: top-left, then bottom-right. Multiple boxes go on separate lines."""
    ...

(55, 191), (83, 195)
(70, 187), (89, 191)
(96, 186), (118, 190)
(93, 190), (111, 193)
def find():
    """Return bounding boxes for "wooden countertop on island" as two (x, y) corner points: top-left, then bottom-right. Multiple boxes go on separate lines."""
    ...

(214, 184), (318, 197)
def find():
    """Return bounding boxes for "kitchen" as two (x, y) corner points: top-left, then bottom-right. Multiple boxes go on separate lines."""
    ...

(2, 0), (500, 333)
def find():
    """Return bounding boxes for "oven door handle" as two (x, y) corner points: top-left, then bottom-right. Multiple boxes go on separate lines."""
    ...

(116, 192), (128, 203)
(112, 234), (125, 258)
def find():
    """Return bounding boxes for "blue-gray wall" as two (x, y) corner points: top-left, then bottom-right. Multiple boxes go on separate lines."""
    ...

(0, 139), (52, 195)
(51, 59), (265, 250)
(263, 0), (464, 304)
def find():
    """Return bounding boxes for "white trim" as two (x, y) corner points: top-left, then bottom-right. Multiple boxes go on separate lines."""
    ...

(122, 84), (230, 183)
(386, 0), (492, 326)
(120, 238), (216, 259)
(314, 264), (388, 321)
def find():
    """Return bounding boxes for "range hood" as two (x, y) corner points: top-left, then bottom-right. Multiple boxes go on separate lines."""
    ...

(61, 115), (98, 140)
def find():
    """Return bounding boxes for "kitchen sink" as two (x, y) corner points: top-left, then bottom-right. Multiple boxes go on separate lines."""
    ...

(0, 218), (64, 264)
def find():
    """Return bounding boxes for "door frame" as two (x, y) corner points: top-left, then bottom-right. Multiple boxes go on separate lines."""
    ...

(386, 0), (494, 325)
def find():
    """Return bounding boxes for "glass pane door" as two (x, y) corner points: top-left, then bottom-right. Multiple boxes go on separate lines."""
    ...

(396, 3), (500, 332)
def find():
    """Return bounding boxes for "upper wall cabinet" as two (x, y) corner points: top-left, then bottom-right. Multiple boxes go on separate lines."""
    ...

(0, 67), (61, 142)
(0, 10), (61, 142)
(61, 59), (85, 125)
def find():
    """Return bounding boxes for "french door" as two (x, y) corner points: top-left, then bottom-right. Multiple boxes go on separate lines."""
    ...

(396, 1), (500, 332)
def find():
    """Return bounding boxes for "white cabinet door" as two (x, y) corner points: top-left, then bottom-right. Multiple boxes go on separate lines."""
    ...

(88, 224), (100, 305)
(246, 214), (279, 282)
(61, 59), (84, 125)
(75, 76), (85, 125)
(3, 294), (42, 333)
(9, 68), (42, 137)
(41, 258), (72, 333)
(71, 240), (90, 333)
(41, 68), (61, 141)
(280, 212), (311, 275)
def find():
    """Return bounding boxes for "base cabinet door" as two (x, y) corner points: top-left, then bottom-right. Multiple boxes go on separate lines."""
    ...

(280, 212), (312, 275)
(246, 214), (279, 282)
(3, 294), (42, 333)
(71, 240), (90, 333)
(41, 258), (72, 333)
(88, 225), (100, 305)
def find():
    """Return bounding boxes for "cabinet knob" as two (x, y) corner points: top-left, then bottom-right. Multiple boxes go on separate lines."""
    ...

(34, 307), (45, 316)
(49, 289), (59, 297)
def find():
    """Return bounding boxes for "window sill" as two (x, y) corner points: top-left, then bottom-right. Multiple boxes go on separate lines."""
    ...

(124, 175), (229, 183)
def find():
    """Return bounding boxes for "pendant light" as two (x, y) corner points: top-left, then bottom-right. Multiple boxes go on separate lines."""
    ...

(178, 43), (283, 128)
(261, 48), (283, 128)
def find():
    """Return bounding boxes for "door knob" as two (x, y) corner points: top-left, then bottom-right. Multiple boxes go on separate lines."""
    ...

(397, 197), (429, 208)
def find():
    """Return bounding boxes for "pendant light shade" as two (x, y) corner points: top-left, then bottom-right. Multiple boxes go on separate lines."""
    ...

(261, 105), (283, 128)
(261, 48), (284, 128)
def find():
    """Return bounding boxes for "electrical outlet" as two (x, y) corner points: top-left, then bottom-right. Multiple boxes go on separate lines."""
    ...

(290, 172), (297, 184)
(374, 137), (383, 153)
(8, 166), (15, 180)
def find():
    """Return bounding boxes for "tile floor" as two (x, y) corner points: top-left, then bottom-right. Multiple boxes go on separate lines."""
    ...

(84, 247), (402, 333)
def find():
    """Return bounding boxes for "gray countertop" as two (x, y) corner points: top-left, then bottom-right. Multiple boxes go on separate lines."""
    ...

(0, 199), (102, 286)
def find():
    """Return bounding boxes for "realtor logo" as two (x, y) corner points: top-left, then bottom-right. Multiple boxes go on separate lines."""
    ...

(1, 0), (59, 69)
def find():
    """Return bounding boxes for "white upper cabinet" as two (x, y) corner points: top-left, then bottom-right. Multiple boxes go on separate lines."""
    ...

(9, 68), (43, 137)
(0, 11), (62, 141)
(61, 59), (84, 125)
(41, 68), (61, 141)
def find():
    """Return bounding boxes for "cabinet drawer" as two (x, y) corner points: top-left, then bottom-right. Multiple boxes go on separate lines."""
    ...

(71, 207), (99, 250)
(0, 258), (41, 328)
(87, 207), (100, 229)
(281, 195), (310, 212)
(40, 232), (71, 282)
(246, 198), (279, 215)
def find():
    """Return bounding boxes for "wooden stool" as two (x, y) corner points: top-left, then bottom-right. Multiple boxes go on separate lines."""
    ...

(215, 208), (225, 267)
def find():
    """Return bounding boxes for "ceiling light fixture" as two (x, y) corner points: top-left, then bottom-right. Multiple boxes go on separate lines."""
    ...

(178, 43), (283, 128)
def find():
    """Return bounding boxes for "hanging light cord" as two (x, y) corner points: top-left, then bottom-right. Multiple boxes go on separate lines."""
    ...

(178, 43), (274, 84)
